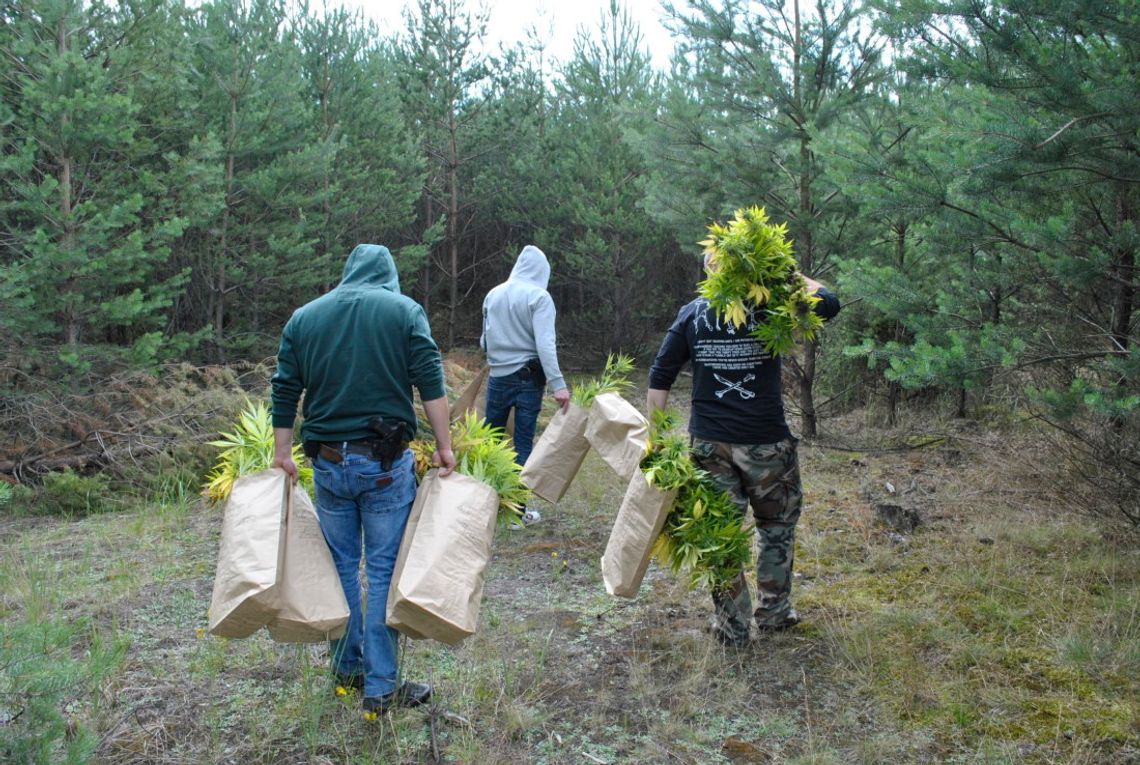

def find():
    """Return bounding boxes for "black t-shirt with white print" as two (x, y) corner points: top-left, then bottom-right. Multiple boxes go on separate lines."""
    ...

(648, 289), (840, 445)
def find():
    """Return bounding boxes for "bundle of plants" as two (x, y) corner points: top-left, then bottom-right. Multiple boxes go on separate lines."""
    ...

(699, 205), (825, 356)
(409, 411), (530, 524)
(203, 399), (312, 502)
(570, 352), (635, 407)
(644, 409), (752, 593)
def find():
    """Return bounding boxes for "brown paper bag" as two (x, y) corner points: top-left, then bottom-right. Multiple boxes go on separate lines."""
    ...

(520, 402), (589, 502)
(208, 469), (288, 638)
(585, 392), (649, 481)
(266, 482), (350, 642)
(601, 470), (678, 598)
(386, 469), (499, 644)
(449, 364), (513, 435)
(449, 365), (490, 421)
(209, 468), (349, 642)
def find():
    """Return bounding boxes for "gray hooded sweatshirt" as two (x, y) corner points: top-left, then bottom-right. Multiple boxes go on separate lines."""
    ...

(480, 245), (567, 392)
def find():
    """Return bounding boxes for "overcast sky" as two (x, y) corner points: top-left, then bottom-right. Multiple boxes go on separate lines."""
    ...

(343, 0), (679, 68)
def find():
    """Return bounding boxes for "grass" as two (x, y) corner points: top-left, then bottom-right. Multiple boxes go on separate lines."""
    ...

(0, 383), (1137, 764)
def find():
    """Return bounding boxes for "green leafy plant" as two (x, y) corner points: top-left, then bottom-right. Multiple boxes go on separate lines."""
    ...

(413, 411), (532, 522)
(7, 469), (113, 518)
(0, 617), (126, 764)
(202, 399), (312, 502)
(571, 353), (635, 407)
(644, 409), (752, 591)
(698, 205), (825, 356)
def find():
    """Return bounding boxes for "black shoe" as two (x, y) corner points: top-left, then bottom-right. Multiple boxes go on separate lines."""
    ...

(756, 609), (800, 632)
(334, 672), (364, 692)
(362, 681), (433, 714)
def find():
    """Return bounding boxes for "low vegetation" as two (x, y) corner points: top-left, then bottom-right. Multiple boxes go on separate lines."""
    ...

(1, 370), (1136, 764)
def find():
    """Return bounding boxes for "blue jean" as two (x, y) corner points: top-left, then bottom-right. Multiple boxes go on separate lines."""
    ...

(311, 448), (416, 698)
(485, 367), (544, 465)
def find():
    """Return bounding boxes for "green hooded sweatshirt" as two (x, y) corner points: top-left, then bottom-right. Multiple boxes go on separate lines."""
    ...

(270, 244), (445, 443)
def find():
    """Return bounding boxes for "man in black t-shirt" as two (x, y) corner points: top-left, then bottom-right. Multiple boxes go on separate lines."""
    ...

(647, 258), (841, 646)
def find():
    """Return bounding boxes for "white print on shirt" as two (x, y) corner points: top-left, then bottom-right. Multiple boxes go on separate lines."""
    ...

(714, 373), (756, 399)
(691, 302), (771, 373)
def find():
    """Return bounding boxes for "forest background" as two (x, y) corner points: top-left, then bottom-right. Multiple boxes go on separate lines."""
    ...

(2, 0), (1138, 509)
(0, 0), (1137, 762)
(3, 0), (1138, 510)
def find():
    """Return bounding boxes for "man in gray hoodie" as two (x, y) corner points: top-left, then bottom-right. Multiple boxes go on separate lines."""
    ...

(481, 245), (570, 523)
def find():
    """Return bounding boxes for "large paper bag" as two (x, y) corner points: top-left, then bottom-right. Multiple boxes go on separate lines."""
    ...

(209, 469), (288, 638)
(520, 402), (589, 502)
(209, 468), (349, 642)
(387, 469), (498, 644)
(449, 364), (513, 435)
(449, 365), (490, 421)
(266, 481), (350, 642)
(601, 470), (678, 598)
(585, 392), (649, 481)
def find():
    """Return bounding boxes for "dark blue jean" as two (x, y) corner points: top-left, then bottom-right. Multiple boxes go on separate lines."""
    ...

(485, 367), (544, 465)
(311, 448), (416, 698)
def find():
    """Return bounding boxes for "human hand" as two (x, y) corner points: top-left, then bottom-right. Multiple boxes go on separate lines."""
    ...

(433, 447), (456, 477)
(554, 388), (571, 412)
(273, 455), (299, 483)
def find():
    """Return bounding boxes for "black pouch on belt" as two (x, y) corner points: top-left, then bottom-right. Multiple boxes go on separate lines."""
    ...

(524, 357), (547, 388)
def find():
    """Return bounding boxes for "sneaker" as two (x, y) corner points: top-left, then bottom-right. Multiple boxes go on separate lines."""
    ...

(756, 609), (800, 632)
(362, 681), (433, 715)
(510, 507), (542, 529)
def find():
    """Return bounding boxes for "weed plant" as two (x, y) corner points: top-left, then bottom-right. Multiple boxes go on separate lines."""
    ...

(201, 399), (311, 502)
(643, 409), (752, 591)
(410, 411), (531, 522)
(699, 205), (825, 356)
(570, 353), (635, 408)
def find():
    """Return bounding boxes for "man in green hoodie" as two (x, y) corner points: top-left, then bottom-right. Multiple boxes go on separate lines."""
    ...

(271, 244), (455, 716)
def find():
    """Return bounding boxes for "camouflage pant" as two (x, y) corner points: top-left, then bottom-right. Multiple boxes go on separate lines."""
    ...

(691, 437), (803, 642)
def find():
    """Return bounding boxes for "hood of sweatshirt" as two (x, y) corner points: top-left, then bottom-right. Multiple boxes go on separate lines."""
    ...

(338, 243), (401, 293)
(508, 245), (550, 290)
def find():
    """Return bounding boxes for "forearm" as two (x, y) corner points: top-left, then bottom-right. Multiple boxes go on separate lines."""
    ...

(421, 397), (452, 451)
(647, 388), (670, 412)
(273, 427), (295, 462)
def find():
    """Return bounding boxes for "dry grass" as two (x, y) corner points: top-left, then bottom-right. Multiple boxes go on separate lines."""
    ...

(1, 373), (1137, 764)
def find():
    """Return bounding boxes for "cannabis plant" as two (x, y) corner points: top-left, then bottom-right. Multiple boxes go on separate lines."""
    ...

(571, 353), (636, 407)
(643, 409), (752, 592)
(699, 205), (825, 357)
(202, 399), (312, 502)
(411, 411), (531, 522)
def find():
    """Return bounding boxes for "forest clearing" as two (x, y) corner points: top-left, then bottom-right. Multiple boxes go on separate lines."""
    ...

(1, 360), (1136, 764)
(3, 0), (1139, 761)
